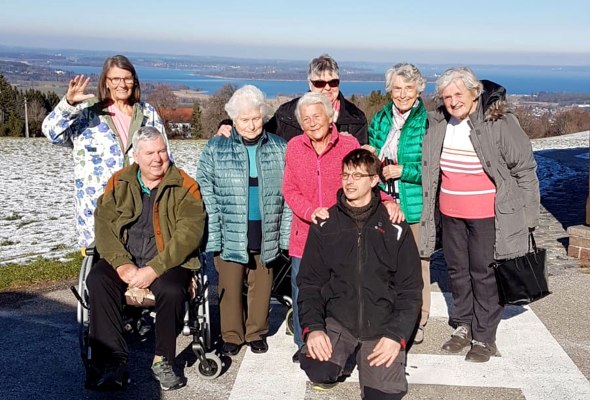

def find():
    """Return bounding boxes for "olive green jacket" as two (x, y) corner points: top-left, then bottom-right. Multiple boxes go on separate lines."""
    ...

(368, 99), (428, 223)
(95, 163), (205, 275)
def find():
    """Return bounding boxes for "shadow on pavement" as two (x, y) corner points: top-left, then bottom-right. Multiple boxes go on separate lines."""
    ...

(536, 147), (588, 231)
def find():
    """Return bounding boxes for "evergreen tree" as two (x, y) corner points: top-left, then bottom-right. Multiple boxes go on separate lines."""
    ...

(191, 101), (203, 138)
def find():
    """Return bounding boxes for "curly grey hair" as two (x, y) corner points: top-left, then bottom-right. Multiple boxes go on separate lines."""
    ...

(224, 85), (270, 122)
(435, 67), (483, 101)
(385, 63), (426, 94)
(295, 92), (335, 126)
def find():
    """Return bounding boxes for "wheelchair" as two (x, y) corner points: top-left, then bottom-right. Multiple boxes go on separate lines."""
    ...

(70, 245), (223, 384)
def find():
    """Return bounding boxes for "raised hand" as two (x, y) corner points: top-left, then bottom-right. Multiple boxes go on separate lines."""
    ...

(65, 75), (95, 105)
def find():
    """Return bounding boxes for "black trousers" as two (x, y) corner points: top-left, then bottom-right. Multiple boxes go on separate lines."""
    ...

(87, 259), (192, 365)
(441, 215), (503, 343)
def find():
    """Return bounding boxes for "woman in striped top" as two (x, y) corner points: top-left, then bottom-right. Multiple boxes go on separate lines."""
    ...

(420, 67), (539, 363)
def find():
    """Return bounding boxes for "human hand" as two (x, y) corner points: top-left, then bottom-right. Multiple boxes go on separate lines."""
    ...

(116, 263), (139, 284)
(129, 266), (158, 289)
(65, 75), (95, 105)
(383, 201), (405, 223)
(306, 331), (333, 361)
(361, 144), (376, 154)
(311, 207), (330, 224)
(367, 337), (401, 368)
(216, 124), (232, 137)
(382, 164), (403, 180)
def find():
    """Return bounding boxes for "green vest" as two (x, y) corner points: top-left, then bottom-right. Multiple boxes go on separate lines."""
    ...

(368, 99), (427, 223)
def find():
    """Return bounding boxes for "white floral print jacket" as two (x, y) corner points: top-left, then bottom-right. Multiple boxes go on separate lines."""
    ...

(42, 96), (167, 247)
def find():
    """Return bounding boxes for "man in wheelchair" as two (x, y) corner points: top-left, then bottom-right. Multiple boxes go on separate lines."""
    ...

(86, 126), (205, 391)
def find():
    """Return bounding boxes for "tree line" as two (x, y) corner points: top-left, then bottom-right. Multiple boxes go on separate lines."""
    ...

(1, 74), (588, 140)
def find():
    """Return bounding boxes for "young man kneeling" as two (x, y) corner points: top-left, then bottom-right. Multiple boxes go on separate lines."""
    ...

(297, 148), (422, 400)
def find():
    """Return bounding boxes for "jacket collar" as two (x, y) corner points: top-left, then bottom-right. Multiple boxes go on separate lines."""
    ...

(230, 128), (269, 145)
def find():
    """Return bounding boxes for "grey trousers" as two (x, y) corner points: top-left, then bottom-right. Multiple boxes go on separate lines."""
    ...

(441, 215), (503, 343)
(300, 318), (407, 400)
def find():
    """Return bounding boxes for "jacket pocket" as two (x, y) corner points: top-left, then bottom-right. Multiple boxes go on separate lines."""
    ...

(496, 197), (524, 214)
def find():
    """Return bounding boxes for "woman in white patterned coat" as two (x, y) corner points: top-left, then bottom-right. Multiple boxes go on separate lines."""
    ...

(42, 55), (167, 248)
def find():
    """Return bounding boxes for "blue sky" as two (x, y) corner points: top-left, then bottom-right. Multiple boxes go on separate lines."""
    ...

(1, 0), (589, 65)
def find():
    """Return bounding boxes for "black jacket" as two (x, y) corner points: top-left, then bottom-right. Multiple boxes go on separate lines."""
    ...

(297, 190), (422, 347)
(265, 91), (368, 144)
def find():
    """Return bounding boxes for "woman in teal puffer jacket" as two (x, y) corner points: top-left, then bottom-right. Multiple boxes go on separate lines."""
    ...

(196, 85), (291, 357)
(367, 63), (430, 344)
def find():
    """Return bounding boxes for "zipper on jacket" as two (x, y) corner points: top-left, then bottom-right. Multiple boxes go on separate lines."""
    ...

(357, 229), (363, 339)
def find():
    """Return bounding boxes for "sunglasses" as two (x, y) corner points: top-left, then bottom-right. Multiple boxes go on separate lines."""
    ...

(310, 79), (340, 89)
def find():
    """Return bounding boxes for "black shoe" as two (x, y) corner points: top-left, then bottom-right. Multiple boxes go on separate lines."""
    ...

(222, 342), (241, 356)
(248, 339), (268, 354)
(95, 361), (129, 391)
(292, 349), (301, 363)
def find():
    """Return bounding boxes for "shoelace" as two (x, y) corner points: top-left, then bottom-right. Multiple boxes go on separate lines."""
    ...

(452, 326), (469, 339)
(471, 340), (488, 348)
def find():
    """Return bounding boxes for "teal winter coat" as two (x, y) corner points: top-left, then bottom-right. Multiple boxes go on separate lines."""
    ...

(368, 99), (428, 223)
(196, 129), (291, 264)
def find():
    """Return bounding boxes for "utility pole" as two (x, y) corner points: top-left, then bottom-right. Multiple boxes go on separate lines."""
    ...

(24, 96), (29, 138)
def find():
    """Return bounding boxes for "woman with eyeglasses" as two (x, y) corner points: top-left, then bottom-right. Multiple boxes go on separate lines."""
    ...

(42, 55), (167, 248)
(366, 63), (430, 345)
(283, 92), (403, 363)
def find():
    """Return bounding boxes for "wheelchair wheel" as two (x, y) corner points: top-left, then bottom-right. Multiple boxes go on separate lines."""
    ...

(285, 307), (294, 336)
(195, 353), (222, 380)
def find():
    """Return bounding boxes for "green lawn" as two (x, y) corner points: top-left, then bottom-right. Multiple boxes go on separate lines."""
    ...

(0, 252), (83, 292)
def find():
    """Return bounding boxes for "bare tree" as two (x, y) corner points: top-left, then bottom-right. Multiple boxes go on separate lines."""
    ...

(201, 84), (237, 139)
(147, 84), (178, 129)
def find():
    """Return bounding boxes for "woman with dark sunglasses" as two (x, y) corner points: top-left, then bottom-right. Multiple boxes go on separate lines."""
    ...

(218, 54), (368, 144)
(266, 54), (368, 144)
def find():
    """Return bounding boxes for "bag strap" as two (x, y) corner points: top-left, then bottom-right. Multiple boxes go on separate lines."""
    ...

(529, 231), (538, 253)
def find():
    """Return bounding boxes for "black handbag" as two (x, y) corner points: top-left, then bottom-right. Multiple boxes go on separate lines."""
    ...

(491, 232), (551, 306)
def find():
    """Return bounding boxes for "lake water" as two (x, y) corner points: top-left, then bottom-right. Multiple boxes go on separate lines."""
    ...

(53, 65), (590, 97)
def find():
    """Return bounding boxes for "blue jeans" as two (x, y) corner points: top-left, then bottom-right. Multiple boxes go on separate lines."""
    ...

(291, 257), (304, 348)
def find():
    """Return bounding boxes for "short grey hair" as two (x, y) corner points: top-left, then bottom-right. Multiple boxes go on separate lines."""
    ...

(224, 85), (270, 121)
(295, 92), (334, 126)
(435, 67), (483, 101)
(385, 63), (426, 94)
(132, 126), (167, 154)
(307, 54), (339, 80)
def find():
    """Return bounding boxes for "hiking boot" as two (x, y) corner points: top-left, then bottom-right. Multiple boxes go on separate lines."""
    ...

(312, 381), (338, 391)
(414, 327), (425, 344)
(95, 361), (128, 391)
(151, 358), (183, 391)
(441, 325), (472, 353)
(465, 341), (498, 363)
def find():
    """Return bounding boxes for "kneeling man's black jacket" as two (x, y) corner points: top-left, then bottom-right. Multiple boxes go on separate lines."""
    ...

(298, 189), (422, 348)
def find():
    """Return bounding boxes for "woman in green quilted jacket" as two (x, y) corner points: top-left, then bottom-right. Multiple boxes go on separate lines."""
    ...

(367, 63), (430, 344)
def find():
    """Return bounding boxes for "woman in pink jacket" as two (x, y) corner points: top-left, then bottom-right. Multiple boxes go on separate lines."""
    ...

(283, 92), (403, 363)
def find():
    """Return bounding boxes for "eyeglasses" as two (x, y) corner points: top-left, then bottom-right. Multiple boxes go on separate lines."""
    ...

(341, 172), (374, 181)
(107, 77), (135, 85)
(310, 79), (340, 89)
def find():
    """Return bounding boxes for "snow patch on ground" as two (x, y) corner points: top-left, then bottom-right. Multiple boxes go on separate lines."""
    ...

(0, 132), (587, 265)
